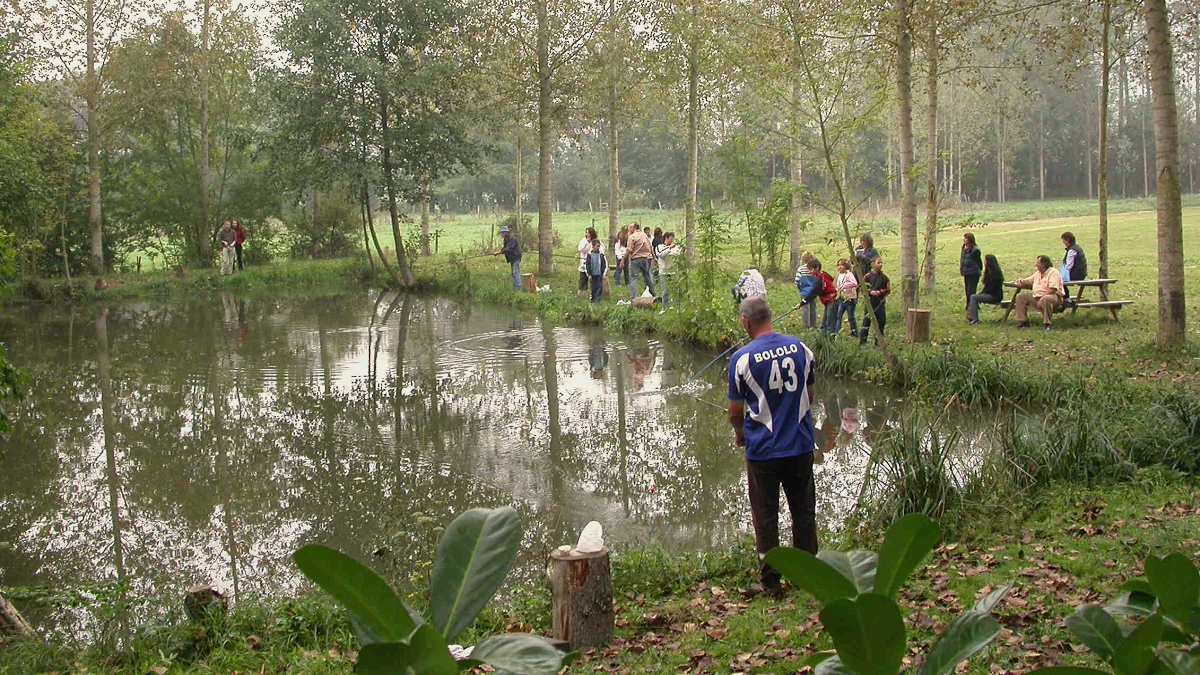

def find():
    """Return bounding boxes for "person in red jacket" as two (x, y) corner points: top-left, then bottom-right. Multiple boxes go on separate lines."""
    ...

(233, 221), (246, 271)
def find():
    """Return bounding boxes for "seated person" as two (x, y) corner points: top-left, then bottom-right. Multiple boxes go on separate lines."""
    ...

(731, 268), (767, 307)
(1013, 255), (1065, 331)
(967, 254), (1004, 325)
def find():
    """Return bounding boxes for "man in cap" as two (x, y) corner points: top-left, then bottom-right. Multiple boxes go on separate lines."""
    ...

(492, 225), (523, 290)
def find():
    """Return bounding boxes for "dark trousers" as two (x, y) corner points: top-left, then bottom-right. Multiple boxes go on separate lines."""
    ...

(860, 300), (886, 344)
(963, 274), (979, 309)
(747, 453), (818, 587)
(235, 244), (244, 271)
(589, 276), (603, 303)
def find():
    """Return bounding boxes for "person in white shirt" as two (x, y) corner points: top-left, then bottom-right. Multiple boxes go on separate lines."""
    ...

(655, 231), (682, 310)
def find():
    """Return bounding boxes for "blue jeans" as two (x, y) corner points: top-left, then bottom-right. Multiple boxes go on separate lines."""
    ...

(821, 302), (838, 333)
(590, 276), (603, 303)
(835, 298), (859, 335)
(967, 293), (999, 322)
(660, 274), (671, 308)
(509, 260), (521, 290)
(629, 257), (656, 299)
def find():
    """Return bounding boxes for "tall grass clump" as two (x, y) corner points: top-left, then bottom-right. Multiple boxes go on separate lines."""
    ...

(904, 345), (1065, 407)
(857, 413), (965, 534)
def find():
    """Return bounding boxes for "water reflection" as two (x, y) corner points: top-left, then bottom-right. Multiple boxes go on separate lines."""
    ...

(0, 292), (991, 637)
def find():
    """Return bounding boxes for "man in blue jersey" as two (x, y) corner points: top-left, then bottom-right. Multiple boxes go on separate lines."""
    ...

(727, 296), (819, 597)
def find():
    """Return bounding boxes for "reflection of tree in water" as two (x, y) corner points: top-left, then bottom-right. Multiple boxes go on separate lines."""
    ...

(627, 347), (656, 391)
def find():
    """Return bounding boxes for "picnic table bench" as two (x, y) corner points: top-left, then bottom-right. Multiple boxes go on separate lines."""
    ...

(998, 278), (1132, 324)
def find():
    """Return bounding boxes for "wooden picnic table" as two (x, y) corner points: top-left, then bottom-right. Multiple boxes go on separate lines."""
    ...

(998, 278), (1132, 324)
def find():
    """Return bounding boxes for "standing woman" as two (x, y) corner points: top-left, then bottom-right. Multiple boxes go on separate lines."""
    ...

(959, 233), (983, 313)
(614, 226), (629, 287)
(577, 227), (597, 297)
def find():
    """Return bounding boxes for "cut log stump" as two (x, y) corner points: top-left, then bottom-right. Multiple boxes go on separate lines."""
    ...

(906, 308), (931, 343)
(548, 547), (613, 650)
(0, 592), (37, 640)
(521, 273), (537, 292)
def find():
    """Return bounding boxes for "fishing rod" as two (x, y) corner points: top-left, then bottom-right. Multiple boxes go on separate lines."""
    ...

(682, 303), (803, 385)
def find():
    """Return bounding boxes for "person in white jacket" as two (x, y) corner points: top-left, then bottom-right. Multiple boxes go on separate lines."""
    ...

(655, 232), (682, 311)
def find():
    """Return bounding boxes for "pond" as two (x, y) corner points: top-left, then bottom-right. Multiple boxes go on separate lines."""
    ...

(0, 292), (992, 635)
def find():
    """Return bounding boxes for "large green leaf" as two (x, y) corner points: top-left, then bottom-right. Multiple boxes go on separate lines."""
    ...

(293, 544), (417, 645)
(815, 654), (855, 675)
(973, 584), (1012, 613)
(917, 610), (1002, 675)
(1112, 614), (1162, 675)
(469, 633), (567, 675)
(1065, 604), (1125, 660)
(430, 507), (522, 642)
(764, 548), (858, 604)
(820, 593), (905, 675)
(1107, 591), (1159, 618)
(1144, 555), (1199, 628)
(1155, 649), (1200, 675)
(874, 514), (939, 598)
(356, 625), (458, 675)
(818, 550), (878, 595)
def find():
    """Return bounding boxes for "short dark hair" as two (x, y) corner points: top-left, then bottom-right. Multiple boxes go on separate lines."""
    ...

(1062, 231), (1075, 244)
(663, 231), (675, 240)
(1037, 254), (1053, 268)
(806, 258), (822, 271)
(739, 296), (771, 325)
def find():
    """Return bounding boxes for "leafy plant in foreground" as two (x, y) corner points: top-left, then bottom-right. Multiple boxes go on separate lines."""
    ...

(1030, 553), (1199, 675)
(765, 514), (1011, 675)
(293, 506), (571, 674)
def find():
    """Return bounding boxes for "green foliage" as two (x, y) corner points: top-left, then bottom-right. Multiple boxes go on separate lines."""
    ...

(283, 191), (361, 260)
(861, 414), (964, 531)
(692, 208), (731, 306)
(1034, 554), (1200, 675)
(0, 344), (27, 442)
(766, 515), (1009, 675)
(755, 180), (807, 275)
(293, 506), (569, 674)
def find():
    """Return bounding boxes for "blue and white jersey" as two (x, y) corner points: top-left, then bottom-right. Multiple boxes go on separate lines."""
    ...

(727, 332), (816, 461)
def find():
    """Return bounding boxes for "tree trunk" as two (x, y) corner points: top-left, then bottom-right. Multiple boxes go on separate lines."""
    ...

(197, 0), (212, 266)
(920, 23), (939, 296)
(684, 34), (700, 258)
(896, 0), (919, 317)
(514, 132), (524, 230)
(1039, 108), (1045, 200)
(607, 100), (620, 242)
(420, 175), (431, 257)
(536, 0), (554, 275)
(377, 32), (414, 286)
(1099, 0), (1111, 279)
(1144, 0), (1187, 345)
(1141, 106), (1150, 198)
(790, 114), (803, 273)
(0, 594), (36, 639)
(86, 0), (104, 277)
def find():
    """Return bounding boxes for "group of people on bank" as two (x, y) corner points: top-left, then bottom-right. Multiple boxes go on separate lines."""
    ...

(961, 230), (1087, 331)
(217, 220), (248, 276)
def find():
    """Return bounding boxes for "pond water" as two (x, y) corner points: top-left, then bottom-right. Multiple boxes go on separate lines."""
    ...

(0, 292), (992, 634)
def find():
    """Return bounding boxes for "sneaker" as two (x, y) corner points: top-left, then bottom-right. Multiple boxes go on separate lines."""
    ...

(967, 319), (980, 325)
(1044, 324), (1053, 331)
(1016, 321), (1030, 329)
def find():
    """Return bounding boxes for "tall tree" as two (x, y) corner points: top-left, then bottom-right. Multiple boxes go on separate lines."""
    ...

(1144, 0), (1186, 345)
(12, 0), (140, 276)
(895, 0), (919, 321)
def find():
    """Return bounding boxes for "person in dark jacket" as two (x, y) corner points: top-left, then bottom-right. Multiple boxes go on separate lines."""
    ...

(960, 232), (983, 311)
(585, 238), (608, 303)
(967, 254), (1005, 324)
(1061, 231), (1088, 281)
(492, 226), (523, 290)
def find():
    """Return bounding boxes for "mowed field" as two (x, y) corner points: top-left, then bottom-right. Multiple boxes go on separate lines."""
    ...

(387, 198), (1200, 382)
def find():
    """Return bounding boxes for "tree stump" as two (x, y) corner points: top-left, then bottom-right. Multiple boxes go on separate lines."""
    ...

(906, 308), (931, 343)
(548, 547), (613, 650)
(521, 273), (537, 292)
(184, 585), (228, 622)
(0, 592), (37, 640)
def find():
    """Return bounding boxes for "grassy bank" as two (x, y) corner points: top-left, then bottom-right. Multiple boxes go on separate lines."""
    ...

(3, 474), (1196, 674)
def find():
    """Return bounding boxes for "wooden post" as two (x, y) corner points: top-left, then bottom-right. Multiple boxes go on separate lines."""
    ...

(906, 308), (931, 342)
(0, 593), (37, 639)
(521, 273), (537, 292)
(548, 547), (613, 650)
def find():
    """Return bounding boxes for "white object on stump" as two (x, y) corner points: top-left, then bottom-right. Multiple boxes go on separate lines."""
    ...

(575, 521), (604, 553)
(548, 547), (613, 650)
(906, 308), (931, 343)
